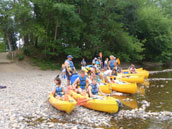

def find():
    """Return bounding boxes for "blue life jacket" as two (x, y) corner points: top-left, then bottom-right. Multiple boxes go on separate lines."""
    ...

(96, 60), (100, 66)
(67, 60), (74, 71)
(56, 87), (63, 97)
(79, 76), (87, 89)
(91, 83), (98, 95)
(110, 60), (115, 70)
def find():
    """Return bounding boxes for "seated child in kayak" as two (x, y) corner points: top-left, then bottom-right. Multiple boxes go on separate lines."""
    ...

(88, 77), (104, 97)
(129, 64), (137, 74)
(72, 70), (90, 94)
(52, 77), (65, 100)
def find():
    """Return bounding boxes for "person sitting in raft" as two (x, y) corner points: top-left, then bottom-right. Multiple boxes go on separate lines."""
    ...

(72, 70), (90, 94)
(52, 76), (65, 100)
(88, 77), (104, 97)
(108, 55), (117, 70)
(103, 69), (117, 83)
(129, 64), (137, 74)
(65, 55), (77, 85)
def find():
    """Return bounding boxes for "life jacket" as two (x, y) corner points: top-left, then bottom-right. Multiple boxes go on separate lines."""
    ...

(110, 60), (115, 70)
(79, 76), (87, 89)
(66, 60), (74, 71)
(96, 60), (100, 66)
(84, 67), (91, 75)
(56, 86), (63, 97)
(91, 83), (98, 95)
(92, 59), (96, 65)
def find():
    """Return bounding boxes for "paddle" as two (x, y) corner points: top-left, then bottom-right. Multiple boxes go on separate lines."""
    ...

(117, 58), (120, 65)
(77, 96), (104, 106)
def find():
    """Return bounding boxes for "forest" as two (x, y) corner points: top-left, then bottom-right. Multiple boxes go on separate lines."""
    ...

(0, 0), (172, 63)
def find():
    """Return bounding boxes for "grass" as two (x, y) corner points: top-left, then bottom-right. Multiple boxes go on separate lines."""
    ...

(32, 58), (61, 70)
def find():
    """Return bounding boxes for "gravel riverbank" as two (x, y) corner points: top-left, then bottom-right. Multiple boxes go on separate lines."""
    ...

(0, 63), (172, 129)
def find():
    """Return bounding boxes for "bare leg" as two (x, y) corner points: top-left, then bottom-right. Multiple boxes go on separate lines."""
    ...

(67, 79), (70, 85)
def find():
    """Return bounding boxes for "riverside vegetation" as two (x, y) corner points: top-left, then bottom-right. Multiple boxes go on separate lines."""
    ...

(0, 0), (172, 66)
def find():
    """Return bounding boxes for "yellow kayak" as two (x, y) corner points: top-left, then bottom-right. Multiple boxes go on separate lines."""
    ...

(116, 75), (144, 84)
(99, 84), (112, 94)
(119, 70), (149, 78)
(49, 93), (77, 114)
(111, 82), (137, 94)
(70, 90), (120, 114)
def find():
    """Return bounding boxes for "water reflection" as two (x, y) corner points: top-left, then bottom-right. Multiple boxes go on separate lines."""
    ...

(113, 95), (138, 109)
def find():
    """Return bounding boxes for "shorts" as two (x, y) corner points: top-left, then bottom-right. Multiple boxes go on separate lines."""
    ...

(66, 70), (72, 80)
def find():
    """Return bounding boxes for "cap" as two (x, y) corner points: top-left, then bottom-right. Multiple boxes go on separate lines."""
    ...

(67, 55), (73, 58)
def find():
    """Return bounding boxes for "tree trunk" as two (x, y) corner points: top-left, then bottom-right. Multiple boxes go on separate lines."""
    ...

(54, 23), (57, 41)
(6, 32), (14, 59)
(24, 35), (29, 46)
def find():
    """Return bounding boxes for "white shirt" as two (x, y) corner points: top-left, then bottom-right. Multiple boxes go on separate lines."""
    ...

(104, 70), (112, 76)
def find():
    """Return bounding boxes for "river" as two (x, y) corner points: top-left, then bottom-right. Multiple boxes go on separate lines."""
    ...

(110, 65), (172, 129)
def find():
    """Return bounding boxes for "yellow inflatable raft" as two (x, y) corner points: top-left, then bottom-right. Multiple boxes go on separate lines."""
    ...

(111, 82), (137, 94)
(119, 70), (149, 78)
(70, 90), (120, 114)
(116, 75), (144, 84)
(49, 93), (77, 114)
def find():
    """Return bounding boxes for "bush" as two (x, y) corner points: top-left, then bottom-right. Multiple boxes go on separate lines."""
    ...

(32, 58), (61, 70)
(18, 54), (24, 61)
(0, 42), (5, 52)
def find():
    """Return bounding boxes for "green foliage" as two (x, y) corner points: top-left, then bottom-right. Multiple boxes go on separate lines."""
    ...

(0, 42), (5, 52)
(17, 54), (24, 61)
(32, 58), (61, 70)
(0, 0), (172, 65)
(137, 6), (172, 61)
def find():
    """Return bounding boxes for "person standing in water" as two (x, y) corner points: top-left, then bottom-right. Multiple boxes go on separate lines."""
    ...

(65, 55), (77, 85)
(81, 58), (86, 70)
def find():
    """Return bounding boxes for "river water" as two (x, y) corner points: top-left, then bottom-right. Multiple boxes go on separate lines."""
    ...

(110, 65), (172, 129)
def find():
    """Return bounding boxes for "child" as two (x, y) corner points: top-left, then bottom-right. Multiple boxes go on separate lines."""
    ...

(81, 58), (86, 70)
(129, 64), (137, 74)
(61, 64), (66, 79)
(88, 77), (104, 97)
(72, 70), (90, 94)
(52, 76), (65, 100)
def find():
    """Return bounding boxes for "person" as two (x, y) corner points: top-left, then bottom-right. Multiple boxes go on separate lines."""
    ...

(96, 57), (101, 68)
(129, 64), (137, 74)
(65, 55), (77, 85)
(81, 58), (86, 70)
(92, 57), (97, 65)
(108, 55), (117, 70)
(72, 70), (90, 94)
(61, 64), (66, 79)
(103, 69), (117, 83)
(52, 76), (65, 100)
(88, 77), (104, 97)
(104, 58), (109, 70)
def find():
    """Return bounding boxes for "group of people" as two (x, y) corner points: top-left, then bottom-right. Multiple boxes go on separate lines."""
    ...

(52, 54), (137, 100)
